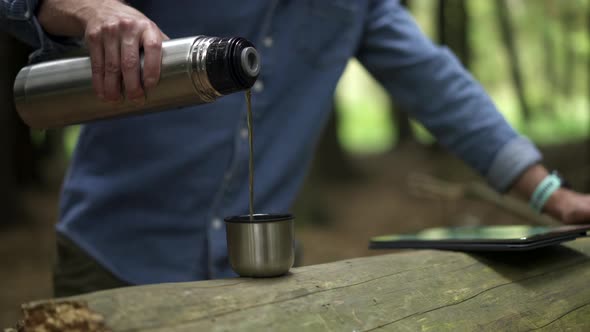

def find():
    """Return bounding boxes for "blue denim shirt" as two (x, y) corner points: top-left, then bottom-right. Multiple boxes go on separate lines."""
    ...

(2, 0), (541, 284)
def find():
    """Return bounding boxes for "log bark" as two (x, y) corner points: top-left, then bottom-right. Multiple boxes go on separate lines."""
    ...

(13, 238), (590, 331)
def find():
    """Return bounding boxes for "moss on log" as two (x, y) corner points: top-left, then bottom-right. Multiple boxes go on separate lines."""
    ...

(14, 238), (590, 331)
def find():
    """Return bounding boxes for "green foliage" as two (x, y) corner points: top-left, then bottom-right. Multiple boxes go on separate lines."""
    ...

(64, 126), (80, 156)
(335, 60), (393, 154)
(335, 0), (590, 155)
(30, 129), (46, 147)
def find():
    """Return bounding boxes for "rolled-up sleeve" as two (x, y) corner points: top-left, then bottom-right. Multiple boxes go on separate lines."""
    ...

(0, 0), (80, 62)
(356, 0), (541, 192)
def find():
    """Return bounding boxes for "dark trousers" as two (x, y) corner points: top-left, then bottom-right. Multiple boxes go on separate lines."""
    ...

(53, 234), (304, 297)
(53, 234), (129, 297)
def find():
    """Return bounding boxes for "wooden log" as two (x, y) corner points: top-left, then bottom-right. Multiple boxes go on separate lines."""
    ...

(11, 238), (590, 331)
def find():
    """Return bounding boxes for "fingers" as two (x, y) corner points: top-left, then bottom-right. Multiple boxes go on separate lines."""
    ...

(103, 22), (122, 103)
(84, 10), (164, 103)
(120, 19), (144, 104)
(86, 27), (105, 100)
(570, 196), (590, 224)
(141, 27), (163, 90)
(552, 191), (590, 225)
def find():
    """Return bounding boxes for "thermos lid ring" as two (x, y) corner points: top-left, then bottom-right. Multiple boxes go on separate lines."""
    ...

(205, 37), (260, 95)
(240, 47), (260, 78)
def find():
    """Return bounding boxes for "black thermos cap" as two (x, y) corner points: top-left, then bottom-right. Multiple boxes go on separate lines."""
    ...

(205, 37), (260, 95)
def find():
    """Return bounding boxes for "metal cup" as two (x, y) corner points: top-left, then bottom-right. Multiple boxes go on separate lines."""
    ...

(225, 214), (294, 277)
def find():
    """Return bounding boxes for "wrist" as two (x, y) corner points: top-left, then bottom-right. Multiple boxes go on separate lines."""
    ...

(38, 0), (123, 37)
(511, 164), (548, 199)
(543, 188), (569, 219)
(71, 1), (97, 25)
(527, 170), (572, 220)
(38, 0), (90, 36)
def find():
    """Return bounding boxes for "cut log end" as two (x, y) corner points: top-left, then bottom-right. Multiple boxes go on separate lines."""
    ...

(11, 300), (111, 332)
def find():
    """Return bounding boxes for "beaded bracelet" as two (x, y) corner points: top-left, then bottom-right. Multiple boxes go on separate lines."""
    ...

(529, 172), (562, 213)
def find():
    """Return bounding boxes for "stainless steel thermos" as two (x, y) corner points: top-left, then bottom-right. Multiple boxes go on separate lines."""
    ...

(13, 36), (260, 128)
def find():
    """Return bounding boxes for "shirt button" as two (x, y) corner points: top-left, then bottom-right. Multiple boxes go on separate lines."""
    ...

(240, 128), (249, 139)
(252, 81), (264, 93)
(263, 36), (273, 48)
(211, 218), (223, 230)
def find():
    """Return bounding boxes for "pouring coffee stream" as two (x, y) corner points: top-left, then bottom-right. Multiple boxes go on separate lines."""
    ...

(222, 57), (294, 278)
(246, 90), (254, 221)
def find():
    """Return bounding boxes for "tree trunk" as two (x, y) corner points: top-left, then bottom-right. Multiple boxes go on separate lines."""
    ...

(496, 0), (532, 121)
(392, 0), (416, 146)
(0, 33), (32, 224)
(543, 0), (557, 114)
(391, 107), (414, 145)
(311, 108), (357, 181)
(437, 0), (470, 68)
(293, 106), (359, 225)
(561, 6), (576, 97)
(587, 2), (590, 191)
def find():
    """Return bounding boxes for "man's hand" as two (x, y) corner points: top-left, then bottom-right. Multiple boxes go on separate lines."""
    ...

(512, 164), (590, 224)
(544, 189), (590, 224)
(38, 0), (168, 104)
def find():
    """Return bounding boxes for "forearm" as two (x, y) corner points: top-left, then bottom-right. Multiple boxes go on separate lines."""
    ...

(357, 0), (542, 192)
(0, 0), (83, 61)
(359, 0), (590, 225)
(37, 0), (90, 37)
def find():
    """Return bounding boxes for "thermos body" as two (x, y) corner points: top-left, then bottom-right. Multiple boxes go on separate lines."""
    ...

(13, 36), (260, 129)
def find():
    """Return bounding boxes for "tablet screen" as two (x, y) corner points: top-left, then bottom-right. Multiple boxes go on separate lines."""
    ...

(371, 225), (589, 243)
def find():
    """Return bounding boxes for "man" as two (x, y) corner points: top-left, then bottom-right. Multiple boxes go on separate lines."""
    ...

(2, 0), (589, 297)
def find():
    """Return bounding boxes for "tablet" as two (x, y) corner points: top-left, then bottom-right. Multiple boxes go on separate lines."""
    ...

(369, 224), (590, 251)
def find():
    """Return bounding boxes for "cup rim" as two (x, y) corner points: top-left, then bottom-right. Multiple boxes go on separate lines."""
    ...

(224, 213), (293, 223)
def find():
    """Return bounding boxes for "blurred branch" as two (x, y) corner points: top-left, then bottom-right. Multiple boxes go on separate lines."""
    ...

(407, 172), (560, 226)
